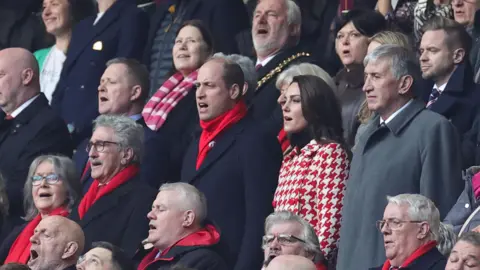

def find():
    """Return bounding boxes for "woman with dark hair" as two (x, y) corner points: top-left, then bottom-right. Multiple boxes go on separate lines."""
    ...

(34, 0), (96, 104)
(142, 20), (214, 184)
(272, 75), (350, 262)
(334, 9), (386, 147)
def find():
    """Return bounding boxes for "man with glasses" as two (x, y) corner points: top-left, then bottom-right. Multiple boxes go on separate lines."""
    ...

(77, 241), (134, 270)
(370, 194), (446, 270)
(262, 211), (326, 270)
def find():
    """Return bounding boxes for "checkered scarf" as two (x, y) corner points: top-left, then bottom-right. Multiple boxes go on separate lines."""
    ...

(142, 71), (198, 131)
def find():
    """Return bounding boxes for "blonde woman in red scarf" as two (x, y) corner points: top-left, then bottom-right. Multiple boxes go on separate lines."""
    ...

(0, 155), (81, 264)
(69, 115), (156, 259)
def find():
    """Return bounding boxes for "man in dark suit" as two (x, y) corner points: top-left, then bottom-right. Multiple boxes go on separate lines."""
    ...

(181, 57), (282, 269)
(144, 0), (249, 97)
(52, 0), (149, 146)
(250, 0), (312, 134)
(0, 48), (72, 238)
(73, 58), (169, 192)
(419, 17), (480, 168)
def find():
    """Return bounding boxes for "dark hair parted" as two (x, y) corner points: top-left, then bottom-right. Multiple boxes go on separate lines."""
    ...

(177, 20), (215, 56)
(421, 16), (472, 56)
(335, 9), (387, 37)
(292, 75), (350, 153)
(91, 242), (134, 270)
(106, 58), (150, 103)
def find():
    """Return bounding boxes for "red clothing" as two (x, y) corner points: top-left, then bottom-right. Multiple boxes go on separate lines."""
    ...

(273, 141), (350, 259)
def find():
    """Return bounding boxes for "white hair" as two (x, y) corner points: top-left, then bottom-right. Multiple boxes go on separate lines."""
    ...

(364, 44), (419, 80)
(159, 183), (207, 225)
(276, 63), (336, 91)
(387, 194), (441, 242)
(264, 211), (322, 262)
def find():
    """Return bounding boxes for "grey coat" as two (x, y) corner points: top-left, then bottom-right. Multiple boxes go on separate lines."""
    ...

(444, 166), (480, 234)
(336, 99), (463, 270)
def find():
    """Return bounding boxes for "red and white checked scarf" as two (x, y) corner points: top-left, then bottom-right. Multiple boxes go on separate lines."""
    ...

(142, 71), (198, 131)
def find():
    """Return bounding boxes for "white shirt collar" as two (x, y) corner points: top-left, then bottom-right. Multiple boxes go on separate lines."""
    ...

(380, 99), (414, 125)
(434, 83), (447, 93)
(10, 94), (40, 118)
(256, 53), (279, 67)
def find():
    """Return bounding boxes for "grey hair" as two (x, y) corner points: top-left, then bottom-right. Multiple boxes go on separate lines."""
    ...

(458, 231), (480, 247)
(264, 211), (322, 262)
(276, 63), (336, 91)
(284, 0), (301, 27)
(23, 155), (81, 221)
(93, 115), (144, 164)
(213, 53), (257, 93)
(364, 44), (420, 81)
(387, 194), (441, 242)
(0, 173), (8, 217)
(437, 222), (457, 257)
(159, 183), (207, 225)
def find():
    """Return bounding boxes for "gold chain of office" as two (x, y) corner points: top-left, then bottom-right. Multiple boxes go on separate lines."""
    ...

(256, 52), (311, 90)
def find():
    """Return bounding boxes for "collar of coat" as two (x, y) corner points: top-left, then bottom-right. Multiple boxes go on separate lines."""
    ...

(370, 98), (424, 136)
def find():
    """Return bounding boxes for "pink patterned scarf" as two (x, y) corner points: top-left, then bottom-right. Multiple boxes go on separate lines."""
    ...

(142, 71), (198, 131)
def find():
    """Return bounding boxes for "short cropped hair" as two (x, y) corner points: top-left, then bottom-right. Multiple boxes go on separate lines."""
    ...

(213, 53), (257, 92)
(458, 231), (480, 247)
(422, 16), (472, 56)
(387, 194), (441, 242)
(93, 115), (144, 164)
(369, 31), (412, 50)
(159, 183), (208, 225)
(208, 57), (245, 100)
(106, 58), (150, 103)
(91, 242), (134, 270)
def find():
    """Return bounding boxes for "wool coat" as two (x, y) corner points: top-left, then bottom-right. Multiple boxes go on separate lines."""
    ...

(336, 99), (463, 270)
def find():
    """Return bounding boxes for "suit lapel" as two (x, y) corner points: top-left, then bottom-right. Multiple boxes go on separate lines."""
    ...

(429, 94), (456, 116)
(80, 177), (136, 227)
(186, 120), (246, 184)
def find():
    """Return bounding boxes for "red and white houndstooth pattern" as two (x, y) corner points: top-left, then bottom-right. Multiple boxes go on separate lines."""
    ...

(273, 141), (350, 260)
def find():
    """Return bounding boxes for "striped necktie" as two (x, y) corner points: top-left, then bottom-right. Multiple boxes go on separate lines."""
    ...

(426, 88), (440, 109)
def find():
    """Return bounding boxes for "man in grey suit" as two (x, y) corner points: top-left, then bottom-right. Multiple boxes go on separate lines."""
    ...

(336, 45), (463, 270)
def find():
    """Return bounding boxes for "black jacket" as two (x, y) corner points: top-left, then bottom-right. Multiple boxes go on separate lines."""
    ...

(0, 93), (73, 219)
(369, 248), (447, 270)
(69, 175), (156, 258)
(135, 224), (228, 270)
(181, 116), (282, 270)
(0, 223), (26, 263)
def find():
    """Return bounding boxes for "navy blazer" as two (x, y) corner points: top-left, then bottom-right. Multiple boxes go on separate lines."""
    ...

(369, 248), (447, 270)
(52, 0), (149, 146)
(143, 0), (248, 67)
(422, 63), (480, 168)
(0, 93), (72, 219)
(69, 175), (156, 258)
(180, 116), (282, 270)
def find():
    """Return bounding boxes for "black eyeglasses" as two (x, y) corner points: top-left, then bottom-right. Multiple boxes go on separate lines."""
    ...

(86, 140), (120, 153)
(262, 234), (306, 247)
(32, 174), (60, 186)
(376, 219), (424, 231)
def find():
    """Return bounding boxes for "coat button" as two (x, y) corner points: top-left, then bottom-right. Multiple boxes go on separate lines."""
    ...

(465, 203), (470, 208)
(80, 85), (85, 89)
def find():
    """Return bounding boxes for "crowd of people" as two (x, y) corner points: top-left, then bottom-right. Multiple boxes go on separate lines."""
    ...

(1, 0), (480, 269)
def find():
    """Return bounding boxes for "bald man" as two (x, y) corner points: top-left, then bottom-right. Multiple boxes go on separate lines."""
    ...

(0, 48), (72, 241)
(266, 255), (317, 270)
(28, 216), (84, 270)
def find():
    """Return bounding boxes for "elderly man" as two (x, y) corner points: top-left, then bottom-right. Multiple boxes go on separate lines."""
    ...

(419, 17), (480, 168)
(73, 58), (168, 191)
(0, 48), (72, 240)
(446, 231), (480, 269)
(250, 0), (312, 132)
(370, 194), (446, 270)
(266, 255), (317, 270)
(28, 216), (84, 270)
(77, 242), (134, 270)
(135, 183), (227, 270)
(180, 57), (282, 269)
(262, 211), (326, 270)
(69, 115), (156, 258)
(337, 45), (463, 270)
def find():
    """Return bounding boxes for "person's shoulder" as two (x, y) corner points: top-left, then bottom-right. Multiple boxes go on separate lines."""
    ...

(413, 108), (454, 129)
(33, 47), (52, 59)
(177, 245), (228, 269)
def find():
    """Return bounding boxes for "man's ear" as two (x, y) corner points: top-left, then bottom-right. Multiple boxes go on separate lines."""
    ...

(452, 48), (466, 64)
(229, 84), (241, 100)
(22, 68), (35, 86)
(398, 75), (413, 95)
(417, 223), (430, 240)
(121, 148), (135, 165)
(182, 210), (196, 227)
(289, 23), (301, 39)
(130, 85), (142, 102)
(242, 83), (249, 96)
(61, 242), (79, 260)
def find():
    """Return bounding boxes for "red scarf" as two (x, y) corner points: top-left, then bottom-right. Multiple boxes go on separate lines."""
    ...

(196, 101), (247, 169)
(278, 128), (290, 153)
(77, 165), (139, 219)
(381, 241), (437, 270)
(4, 207), (69, 264)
